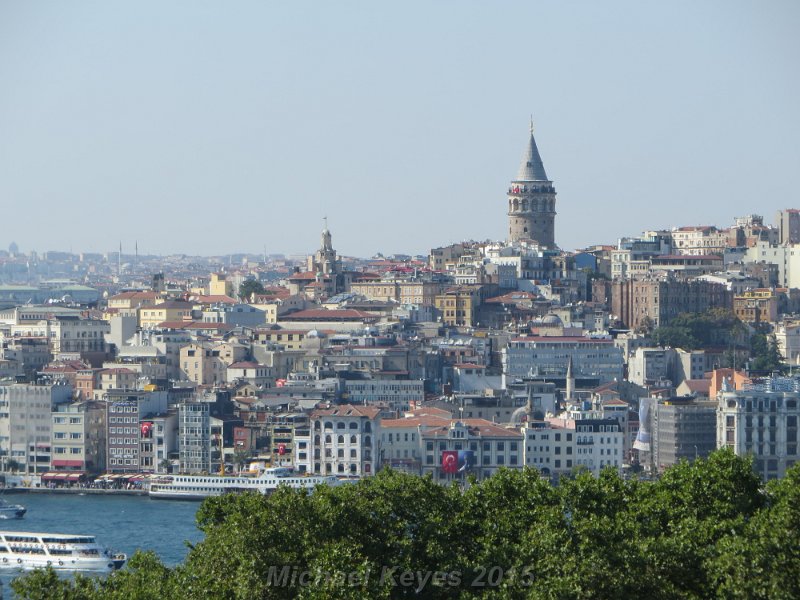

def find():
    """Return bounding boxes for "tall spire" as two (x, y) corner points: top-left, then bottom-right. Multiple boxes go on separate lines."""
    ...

(565, 356), (574, 402)
(516, 119), (548, 181)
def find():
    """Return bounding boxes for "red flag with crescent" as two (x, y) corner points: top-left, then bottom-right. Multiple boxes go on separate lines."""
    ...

(442, 450), (458, 474)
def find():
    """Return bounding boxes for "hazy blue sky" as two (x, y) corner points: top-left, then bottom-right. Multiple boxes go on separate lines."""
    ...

(1, 1), (798, 258)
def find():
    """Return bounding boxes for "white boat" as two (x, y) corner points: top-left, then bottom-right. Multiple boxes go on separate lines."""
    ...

(148, 466), (341, 500)
(0, 499), (26, 519)
(0, 531), (126, 572)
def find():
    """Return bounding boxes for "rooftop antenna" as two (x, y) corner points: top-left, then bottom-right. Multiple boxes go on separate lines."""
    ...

(118, 242), (122, 277)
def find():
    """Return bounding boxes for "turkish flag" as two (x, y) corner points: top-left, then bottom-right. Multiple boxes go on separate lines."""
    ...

(441, 450), (458, 474)
(278, 443), (286, 456)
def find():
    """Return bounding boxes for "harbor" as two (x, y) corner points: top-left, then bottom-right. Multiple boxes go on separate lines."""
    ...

(0, 493), (203, 592)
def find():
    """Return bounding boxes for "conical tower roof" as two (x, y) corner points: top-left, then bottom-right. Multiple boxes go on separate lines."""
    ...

(516, 122), (549, 182)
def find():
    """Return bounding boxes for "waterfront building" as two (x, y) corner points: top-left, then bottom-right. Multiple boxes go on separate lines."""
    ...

(51, 400), (107, 475)
(0, 382), (73, 474)
(309, 404), (381, 477)
(105, 390), (169, 473)
(421, 419), (523, 482)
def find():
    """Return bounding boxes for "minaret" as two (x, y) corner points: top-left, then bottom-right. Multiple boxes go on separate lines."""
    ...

(507, 119), (557, 246)
(565, 356), (574, 402)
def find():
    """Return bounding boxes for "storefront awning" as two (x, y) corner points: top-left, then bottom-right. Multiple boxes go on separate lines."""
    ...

(52, 460), (84, 468)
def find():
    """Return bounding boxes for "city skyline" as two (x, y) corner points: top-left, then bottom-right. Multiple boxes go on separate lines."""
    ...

(1, 1), (798, 257)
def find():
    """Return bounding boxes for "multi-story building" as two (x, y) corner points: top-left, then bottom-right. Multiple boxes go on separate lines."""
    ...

(105, 390), (169, 473)
(628, 348), (673, 387)
(776, 209), (800, 245)
(349, 279), (446, 307)
(309, 404), (381, 477)
(10, 315), (109, 359)
(343, 379), (424, 411)
(503, 336), (624, 388)
(521, 420), (575, 477)
(651, 396), (717, 471)
(179, 343), (228, 385)
(733, 288), (779, 325)
(434, 285), (483, 327)
(421, 419), (523, 482)
(379, 414), (452, 474)
(95, 368), (138, 397)
(718, 377), (800, 479)
(610, 278), (731, 330)
(178, 401), (211, 474)
(573, 418), (625, 475)
(139, 300), (194, 329)
(148, 412), (178, 473)
(75, 368), (103, 401)
(610, 233), (671, 280)
(51, 400), (106, 475)
(670, 226), (729, 256)
(107, 291), (162, 312)
(0, 382), (73, 474)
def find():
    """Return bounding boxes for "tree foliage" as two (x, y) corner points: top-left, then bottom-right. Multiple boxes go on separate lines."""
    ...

(750, 333), (786, 375)
(12, 450), (800, 599)
(651, 309), (743, 351)
(238, 279), (265, 301)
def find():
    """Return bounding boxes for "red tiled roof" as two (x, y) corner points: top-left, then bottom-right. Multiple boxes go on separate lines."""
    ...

(228, 361), (262, 369)
(288, 272), (320, 281)
(101, 368), (136, 375)
(311, 404), (382, 419)
(422, 419), (522, 439)
(683, 379), (711, 393)
(190, 294), (237, 304)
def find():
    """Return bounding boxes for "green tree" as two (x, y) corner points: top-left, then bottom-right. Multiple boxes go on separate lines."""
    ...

(750, 333), (786, 375)
(10, 452), (790, 600)
(238, 279), (265, 301)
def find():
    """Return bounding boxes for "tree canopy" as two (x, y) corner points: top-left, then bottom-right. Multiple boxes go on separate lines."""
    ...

(238, 279), (266, 301)
(651, 308), (744, 350)
(12, 450), (800, 599)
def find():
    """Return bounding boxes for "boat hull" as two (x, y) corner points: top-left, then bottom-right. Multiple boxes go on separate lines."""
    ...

(0, 555), (119, 572)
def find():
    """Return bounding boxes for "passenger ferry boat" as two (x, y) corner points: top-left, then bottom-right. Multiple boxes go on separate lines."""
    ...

(0, 531), (126, 572)
(0, 498), (26, 519)
(149, 467), (341, 500)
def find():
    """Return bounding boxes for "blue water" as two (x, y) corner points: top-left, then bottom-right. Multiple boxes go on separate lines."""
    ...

(0, 493), (204, 595)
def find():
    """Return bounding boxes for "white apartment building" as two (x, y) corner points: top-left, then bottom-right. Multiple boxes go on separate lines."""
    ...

(0, 382), (73, 474)
(671, 226), (728, 256)
(718, 378), (800, 480)
(521, 421), (575, 477)
(309, 404), (381, 477)
(573, 418), (624, 475)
